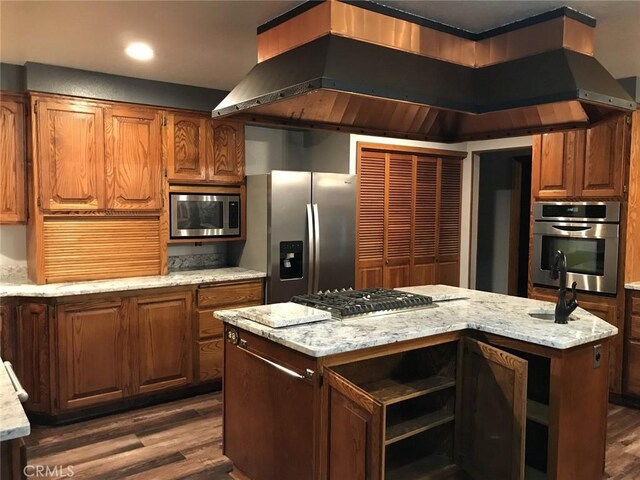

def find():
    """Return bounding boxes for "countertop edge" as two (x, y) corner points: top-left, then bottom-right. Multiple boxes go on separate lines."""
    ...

(0, 359), (31, 442)
(625, 282), (640, 291)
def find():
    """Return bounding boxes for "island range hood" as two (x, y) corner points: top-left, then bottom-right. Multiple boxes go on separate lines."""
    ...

(212, 0), (635, 143)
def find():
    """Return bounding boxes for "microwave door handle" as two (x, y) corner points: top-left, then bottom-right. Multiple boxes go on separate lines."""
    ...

(313, 204), (320, 294)
(306, 204), (315, 294)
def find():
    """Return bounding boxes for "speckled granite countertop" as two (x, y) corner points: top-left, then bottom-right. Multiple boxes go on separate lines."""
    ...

(216, 285), (618, 357)
(0, 268), (266, 298)
(0, 359), (30, 441)
(625, 282), (640, 291)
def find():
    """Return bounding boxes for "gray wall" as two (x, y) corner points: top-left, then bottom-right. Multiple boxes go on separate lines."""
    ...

(244, 126), (306, 174)
(0, 63), (25, 92)
(475, 151), (516, 294)
(303, 130), (351, 173)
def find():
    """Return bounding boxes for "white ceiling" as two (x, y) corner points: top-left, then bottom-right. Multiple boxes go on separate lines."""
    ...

(1, 1), (638, 92)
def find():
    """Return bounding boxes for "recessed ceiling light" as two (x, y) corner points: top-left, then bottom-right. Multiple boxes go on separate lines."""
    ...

(125, 42), (154, 61)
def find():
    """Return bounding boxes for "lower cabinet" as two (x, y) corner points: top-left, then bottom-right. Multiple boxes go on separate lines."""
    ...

(625, 289), (640, 397)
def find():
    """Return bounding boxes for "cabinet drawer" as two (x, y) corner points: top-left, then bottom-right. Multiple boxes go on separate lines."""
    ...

(198, 303), (262, 338)
(197, 281), (263, 308)
(198, 338), (223, 382)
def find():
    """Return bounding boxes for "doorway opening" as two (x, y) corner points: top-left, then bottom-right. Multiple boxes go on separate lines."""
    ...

(470, 148), (532, 297)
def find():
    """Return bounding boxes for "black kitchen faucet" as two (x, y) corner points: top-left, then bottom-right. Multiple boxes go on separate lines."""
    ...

(549, 250), (579, 324)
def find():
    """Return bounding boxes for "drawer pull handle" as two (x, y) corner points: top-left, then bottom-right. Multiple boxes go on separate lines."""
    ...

(4, 361), (28, 403)
(238, 343), (314, 381)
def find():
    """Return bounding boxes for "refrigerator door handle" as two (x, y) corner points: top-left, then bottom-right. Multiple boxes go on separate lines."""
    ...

(306, 203), (315, 294)
(312, 203), (320, 293)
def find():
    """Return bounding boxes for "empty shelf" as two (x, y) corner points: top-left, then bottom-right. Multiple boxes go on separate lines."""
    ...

(527, 399), (549, 426)
(525, 465), (547, 480)
(386, 409), (455, 445)
(386, 455), (470, 480)
(362, 375), (455, 405)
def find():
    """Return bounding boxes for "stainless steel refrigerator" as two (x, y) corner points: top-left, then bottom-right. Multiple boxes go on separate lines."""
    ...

(237, 170), (356, 304)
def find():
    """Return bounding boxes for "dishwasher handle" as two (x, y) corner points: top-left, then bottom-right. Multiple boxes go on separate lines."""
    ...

(4, 361), (28, 403)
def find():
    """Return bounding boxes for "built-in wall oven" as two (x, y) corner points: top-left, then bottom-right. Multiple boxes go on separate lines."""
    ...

(532, 201), (620, 295)
(170, 188), (241, 239)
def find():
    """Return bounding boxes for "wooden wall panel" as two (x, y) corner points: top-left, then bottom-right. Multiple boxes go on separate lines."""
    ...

(625, 109), (640, 283)
(42, 217), (161, 283)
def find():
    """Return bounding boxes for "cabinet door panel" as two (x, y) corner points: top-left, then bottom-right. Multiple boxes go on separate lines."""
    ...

(532, 131), (579, 199)
(57, 300), (128, 410)
(357, 151), (385, 289)
(167, 113), (207, 180)
(325, 369), (383, 480)
(578, 114), (626, 197)
(207, 121), (244, 183)
(105, 106), (162, 210)
(38, 100), (105, 210)
(133, 292), (193, 394)
(384, 154), (412, 288)
(412, 157), (437, 285)
(458, 338), (527, 480)
(18, 304), (51, 413)
(0, 95), (26, 223)
(198, 338), (222, 382)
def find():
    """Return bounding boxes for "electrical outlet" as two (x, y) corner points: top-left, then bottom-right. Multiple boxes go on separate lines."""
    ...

(593, 344), (602, 368)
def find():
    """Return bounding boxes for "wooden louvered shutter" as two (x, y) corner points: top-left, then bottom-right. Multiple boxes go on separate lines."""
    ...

(411, 156), (438, 285)
(384, 154), (413, 288)
(356, 151), (385, 288)
(437, 159), (462, 286)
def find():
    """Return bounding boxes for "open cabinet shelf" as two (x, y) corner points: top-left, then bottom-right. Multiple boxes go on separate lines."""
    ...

(364, 375), (456, 405)
(525, 465), (548, 480)
(526, 399), (549, 426)
(385, 454), (471, 480)
(385, 407), (455, 445)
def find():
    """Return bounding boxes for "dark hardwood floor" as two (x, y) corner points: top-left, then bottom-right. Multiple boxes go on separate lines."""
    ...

(24, 392), (640, 479)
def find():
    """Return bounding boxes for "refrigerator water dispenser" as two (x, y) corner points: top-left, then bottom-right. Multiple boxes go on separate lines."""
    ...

(280, 241), (303, 280)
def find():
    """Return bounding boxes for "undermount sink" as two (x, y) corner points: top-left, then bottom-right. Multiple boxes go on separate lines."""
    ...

(528, 310), (575, 322)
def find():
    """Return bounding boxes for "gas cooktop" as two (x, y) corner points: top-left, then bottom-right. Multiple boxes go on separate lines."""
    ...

(290, 288), (435, 320)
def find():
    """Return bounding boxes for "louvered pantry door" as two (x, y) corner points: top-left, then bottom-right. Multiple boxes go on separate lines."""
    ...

(411, 156), (438, 285)
(383, 154), (413, 289)
(437, 159), (462, 286)
(356, 151), (385, 288)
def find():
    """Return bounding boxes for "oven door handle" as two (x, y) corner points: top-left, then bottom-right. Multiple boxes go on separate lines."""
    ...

(551, 225), (593, 233)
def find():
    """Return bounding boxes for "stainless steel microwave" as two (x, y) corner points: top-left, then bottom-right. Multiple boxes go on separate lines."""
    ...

(170, 192), (240, 239)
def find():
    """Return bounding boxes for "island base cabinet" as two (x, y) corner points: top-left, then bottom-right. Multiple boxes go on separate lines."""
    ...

(223, 327), (316, 480)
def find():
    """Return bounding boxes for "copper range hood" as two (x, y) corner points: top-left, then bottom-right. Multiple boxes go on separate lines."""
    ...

(212, 0), (635, 142)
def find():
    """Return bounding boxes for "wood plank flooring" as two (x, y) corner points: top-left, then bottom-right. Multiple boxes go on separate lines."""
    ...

(24, 392), (640, 479)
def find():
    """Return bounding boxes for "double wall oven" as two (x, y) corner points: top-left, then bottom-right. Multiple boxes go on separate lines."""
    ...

(532, 201), (620, 295)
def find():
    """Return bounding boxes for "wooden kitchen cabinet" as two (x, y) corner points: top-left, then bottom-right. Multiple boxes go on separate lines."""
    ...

(196, 280), (264, 382)
(17, 303), (51, 413)
(532, 114), (629, 199)
(207, 120), (245, 183)
(105, 106), (162, 210)
(35, 97), (106, 211)
(165, 112), (208, 181)
(57, 299), (129, 410)
(356, 144), (464, 290)
(165, 114), (245, 183)
(0, 93), (27, 224)
(133, 291), (193, 394)
(624, 289), (640, 397)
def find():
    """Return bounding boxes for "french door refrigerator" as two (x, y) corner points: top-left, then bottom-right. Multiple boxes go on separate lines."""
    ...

(238, 170), (356, 304)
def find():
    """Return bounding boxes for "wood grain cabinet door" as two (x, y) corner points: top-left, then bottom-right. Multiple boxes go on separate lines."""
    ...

(36, 99), (105, 211)
(457, 338), (527, 480)
(324, 368), (383, 480)
(105, 106), (162, 210)
(166, 112), (207, 181)
(207, 120), (245, 183)
(436, 159), (462, 286)
(531, 131), (580, 199)
(577, 114), (628, 198)
(57, 300), (129, 410)
(132, 291), (193, 394)
(18, 303), (51, 413)
(0, 94), (26, 223)
(411, 157), (438, 285)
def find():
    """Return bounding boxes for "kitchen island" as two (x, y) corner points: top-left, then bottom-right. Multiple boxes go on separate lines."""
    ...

(216, 286), (618, 480)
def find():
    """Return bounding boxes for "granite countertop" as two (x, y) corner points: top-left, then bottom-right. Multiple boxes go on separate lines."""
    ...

(0, 268), (266, 298)
(625, 281), (640, 291)
(216, 285), (618, 357)
(0, 359), (30, 441)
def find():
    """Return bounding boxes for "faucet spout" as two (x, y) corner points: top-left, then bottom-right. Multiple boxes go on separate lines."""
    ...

(550, 250), (578, 324)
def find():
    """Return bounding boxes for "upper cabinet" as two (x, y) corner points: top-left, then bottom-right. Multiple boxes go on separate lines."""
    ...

(166, 114), (244, 184)
(33, 95), (164, 212)
(166, 112), (207, 181)
(36, 98), (106, 211)
(532, 114), (630, 199)
(105, 106), (162, 210)
(0, 93), (27, 223)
